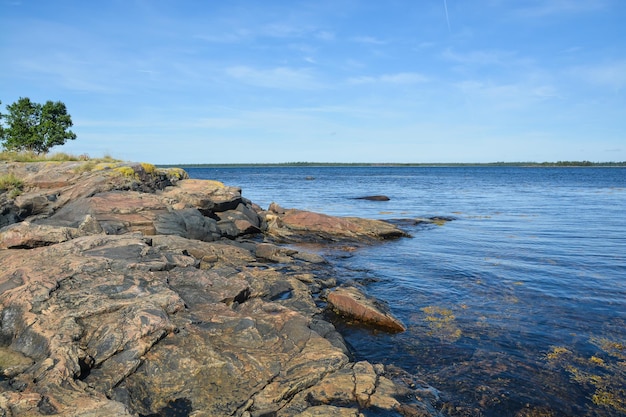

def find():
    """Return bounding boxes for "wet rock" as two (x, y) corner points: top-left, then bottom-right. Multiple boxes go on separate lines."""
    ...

(326, 286), (406, 333)
(354, 195), (390, 201)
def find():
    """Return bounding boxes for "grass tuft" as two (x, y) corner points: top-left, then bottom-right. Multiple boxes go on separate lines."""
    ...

(0, 151), (120, 163)
(0, 173), (25, 198)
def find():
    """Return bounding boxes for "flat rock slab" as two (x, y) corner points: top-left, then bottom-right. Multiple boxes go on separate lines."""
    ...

(353, 195), (390, 201)
(265, 204), (409, 243)
(327, 286), (406, 333)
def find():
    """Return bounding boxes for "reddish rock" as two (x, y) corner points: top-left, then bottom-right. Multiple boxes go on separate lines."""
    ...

(0, 222), (83, 249)
(327, 286), (406, 333)
(0, 161), (438, 417)
(265, 204), (409, 242)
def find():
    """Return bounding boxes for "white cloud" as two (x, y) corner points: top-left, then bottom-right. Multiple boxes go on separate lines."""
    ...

(315, 31), (335, 41)
(348, 72), (429, 85)
(570, 61), (626, 91)
(454, 79), (558, 108)
(442, 48), (520, 67)
(351, 36), (387, 45)
(193, 29), (251, 43)
(225, 66), (323, 89)
(514, 0), (609, 17)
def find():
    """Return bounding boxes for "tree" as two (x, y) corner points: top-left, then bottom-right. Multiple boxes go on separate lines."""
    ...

(0, 97), (77, 154)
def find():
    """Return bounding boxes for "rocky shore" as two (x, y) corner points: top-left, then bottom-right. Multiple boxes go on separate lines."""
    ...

(0, 161), (442, 416)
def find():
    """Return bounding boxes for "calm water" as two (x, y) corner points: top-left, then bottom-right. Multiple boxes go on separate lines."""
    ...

(187, 166), (626, 417)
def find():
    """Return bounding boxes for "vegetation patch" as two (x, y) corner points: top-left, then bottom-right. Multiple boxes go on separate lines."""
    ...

(160, 167), (189, 181)
(73, 160), (97, 174)
(114, 165), (138, 179)
(0, 173), (24, 198)
(418, 305), (462, 343)
(140, 162), (156, 175)
(0, 151), (120, 163)
(546, 337), (626, 414)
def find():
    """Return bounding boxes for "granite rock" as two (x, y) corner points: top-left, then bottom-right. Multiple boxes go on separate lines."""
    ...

(0, 161), (439, 416)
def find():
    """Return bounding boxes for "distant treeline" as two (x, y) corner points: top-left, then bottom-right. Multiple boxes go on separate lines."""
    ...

(159, 161), (626, 168)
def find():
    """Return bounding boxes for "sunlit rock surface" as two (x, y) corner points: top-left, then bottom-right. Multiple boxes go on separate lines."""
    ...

(0, 161), (439, 416)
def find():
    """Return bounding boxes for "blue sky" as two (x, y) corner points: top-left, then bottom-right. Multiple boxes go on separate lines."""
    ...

(1, 0), (625, 163)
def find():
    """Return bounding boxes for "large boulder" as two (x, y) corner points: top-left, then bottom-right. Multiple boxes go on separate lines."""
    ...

(160, 179), (244, 213)
(327, 286), (407, 333)
(264, 203), (409, 243)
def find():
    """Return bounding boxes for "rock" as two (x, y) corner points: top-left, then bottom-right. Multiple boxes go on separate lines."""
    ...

(154, 208), (221, 241)
(216, 203), (263, 238)
(265, 205), (410, 243)
(327, 286), (407, 333)
(0, 346), (34, 378)
(161, 179), (243, 214)
(0, 222), (83, 249)
(0, 161), (440, 416)
(149, 234), (256, 268)
(354, 195), (390, 201)
(255, 242), (298, 263)
(0, 198), (20, 228)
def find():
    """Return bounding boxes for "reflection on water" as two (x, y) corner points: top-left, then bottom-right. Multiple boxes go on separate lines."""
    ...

(189, 166), (626, 416)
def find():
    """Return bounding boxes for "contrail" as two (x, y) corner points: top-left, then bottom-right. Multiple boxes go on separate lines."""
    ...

(443, 0), (451, 33)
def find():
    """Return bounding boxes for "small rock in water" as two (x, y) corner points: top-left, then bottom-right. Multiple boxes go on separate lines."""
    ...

(327, 286), (406, 333)
(354, 195), (390, 201)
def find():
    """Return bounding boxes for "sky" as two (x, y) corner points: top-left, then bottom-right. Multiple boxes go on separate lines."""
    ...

(1, 0), (625, 164)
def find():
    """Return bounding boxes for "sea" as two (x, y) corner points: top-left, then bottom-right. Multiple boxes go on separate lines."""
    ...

(187, 166), (626, 417)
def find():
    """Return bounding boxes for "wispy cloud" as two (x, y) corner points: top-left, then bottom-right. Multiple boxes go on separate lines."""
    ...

(195, 22), (332, 44)
(315, 31), (335, 41)
(15, 55), (118, 93)
(225, 66), (323, 89)
(570, 61), (626, 90)
(442, 48), (521, 67)
(193, 29), (251, 43)
(348, 72), (429, 85)
(514, 0), (609, 17)
(454, 79), (558, 108)
(351, 36), (387, 45)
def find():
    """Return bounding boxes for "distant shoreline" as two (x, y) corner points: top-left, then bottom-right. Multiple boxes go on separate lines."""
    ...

(158, 161), (626, 168)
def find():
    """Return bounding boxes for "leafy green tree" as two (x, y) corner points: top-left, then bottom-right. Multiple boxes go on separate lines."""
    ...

(0, 97), (77, 154)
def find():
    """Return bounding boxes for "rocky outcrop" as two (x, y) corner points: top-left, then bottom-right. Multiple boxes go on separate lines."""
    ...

(264, 203), (410, 243)
(0, 161), (440, 416)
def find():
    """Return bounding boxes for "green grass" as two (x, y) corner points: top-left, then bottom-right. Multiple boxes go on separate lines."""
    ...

(0, 150), (119, 163)
(0, 173), (24, 198)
